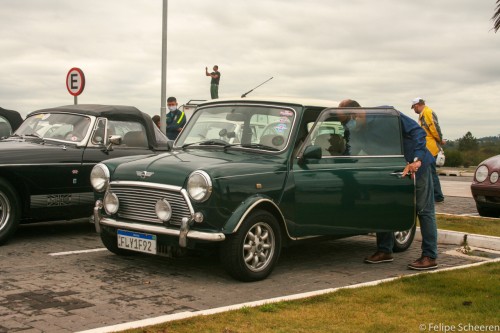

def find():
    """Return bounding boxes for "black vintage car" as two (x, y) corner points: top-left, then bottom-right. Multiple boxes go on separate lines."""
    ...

(0, 104), (170, 245)
(0, 107), (23, 138)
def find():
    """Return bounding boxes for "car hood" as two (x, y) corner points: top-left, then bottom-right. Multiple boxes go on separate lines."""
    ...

(0, 138), (82, 164)
(479, 154), (500, 170)
(110, 148), (287, 187)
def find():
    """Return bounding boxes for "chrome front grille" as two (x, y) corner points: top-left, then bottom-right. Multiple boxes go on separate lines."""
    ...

(110, 182), (192, 226)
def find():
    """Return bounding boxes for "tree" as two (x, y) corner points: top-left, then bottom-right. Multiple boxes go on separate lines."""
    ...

(458, 131), (479, 151)
(494, 0), (500, 32)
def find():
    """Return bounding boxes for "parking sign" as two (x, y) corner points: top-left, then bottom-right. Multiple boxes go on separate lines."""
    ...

(66, 67), (85, 96)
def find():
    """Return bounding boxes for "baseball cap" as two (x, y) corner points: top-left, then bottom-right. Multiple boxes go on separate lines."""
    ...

(411, 97), (424, 109)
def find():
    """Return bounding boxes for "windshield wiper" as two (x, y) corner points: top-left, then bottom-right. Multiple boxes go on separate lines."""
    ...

(237, 143), (280, 151)
(23, 133), (44, 141)
(182, 139), (233, 149)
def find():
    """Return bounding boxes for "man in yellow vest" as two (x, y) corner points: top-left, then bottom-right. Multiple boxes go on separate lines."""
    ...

(166, 96), (186, 140)
(411, 97), (445, 202)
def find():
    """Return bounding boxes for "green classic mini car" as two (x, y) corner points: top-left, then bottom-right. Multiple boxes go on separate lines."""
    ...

(92, 98), (416, 281)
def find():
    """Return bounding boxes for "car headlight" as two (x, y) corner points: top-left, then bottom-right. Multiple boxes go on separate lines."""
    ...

(475, 165), (488, 183)
(490, 171), (499, 183)
(103, 191), (119, 215)
(187, 170), (212, 202)
(91, 163), (110, 192)
(155, 198), (172, 222)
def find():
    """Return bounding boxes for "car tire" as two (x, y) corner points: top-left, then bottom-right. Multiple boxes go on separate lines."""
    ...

(476, 204), (499, 218)
(220, 210), (281, 282)
(0, 179), (21, 246)
(392, 223), (416, 253)
(100, 227), (136, 256)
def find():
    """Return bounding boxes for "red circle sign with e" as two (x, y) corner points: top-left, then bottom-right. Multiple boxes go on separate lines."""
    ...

(66, 67), (85, 96)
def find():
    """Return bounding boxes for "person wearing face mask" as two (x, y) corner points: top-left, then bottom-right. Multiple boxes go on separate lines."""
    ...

(166, 96), (186, 140)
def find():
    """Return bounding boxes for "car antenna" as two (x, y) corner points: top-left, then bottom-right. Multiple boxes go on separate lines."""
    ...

(241, 77), (273, 98)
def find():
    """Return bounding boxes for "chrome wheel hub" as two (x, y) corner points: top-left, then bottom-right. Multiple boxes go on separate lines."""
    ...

(243, 222), (275, 272)
(394, 229), (411, 245)
(0, 192), (11, 231)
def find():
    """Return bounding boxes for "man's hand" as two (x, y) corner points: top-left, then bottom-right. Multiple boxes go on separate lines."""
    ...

(402, 161), (422, 179)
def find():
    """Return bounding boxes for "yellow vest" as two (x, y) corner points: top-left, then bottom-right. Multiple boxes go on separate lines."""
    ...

(418, 106), (441, 156)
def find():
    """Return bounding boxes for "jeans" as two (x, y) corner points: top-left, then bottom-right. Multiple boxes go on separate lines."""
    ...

(376, 167), (438, 259)
(210, 84), (219, 99)
(431, 157), (444, 201)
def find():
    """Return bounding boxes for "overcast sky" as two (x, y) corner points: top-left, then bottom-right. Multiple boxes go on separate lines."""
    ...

(1, 0), (499, 139)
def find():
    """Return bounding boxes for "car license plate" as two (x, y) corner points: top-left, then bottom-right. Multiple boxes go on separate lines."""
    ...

(117, 229), (157, 254)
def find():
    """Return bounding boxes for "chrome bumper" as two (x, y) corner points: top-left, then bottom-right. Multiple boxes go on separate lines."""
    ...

(93, 200), (225, 247)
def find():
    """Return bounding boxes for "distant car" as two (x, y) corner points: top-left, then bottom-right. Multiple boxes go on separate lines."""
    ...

(92, 97), (418, 281)
(0, 104), (170, 245)
(0, 107), (23, 138)
(471, 155), (500, 217)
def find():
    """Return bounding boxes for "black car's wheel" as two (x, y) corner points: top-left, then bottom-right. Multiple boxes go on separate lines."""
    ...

(476, 204), (500, 218)
(392, 223), (416, 253)
(220, 210), (281, 282)
(100, 227), (135, 256)
(0, 179), (20, 246)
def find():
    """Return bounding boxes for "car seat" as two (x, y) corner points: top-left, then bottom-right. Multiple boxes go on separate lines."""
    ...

(314, 133), (346, 156)
(122, 131), (148, 148)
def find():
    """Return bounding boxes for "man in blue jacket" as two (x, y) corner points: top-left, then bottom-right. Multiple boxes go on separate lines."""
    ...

(166, 96), (186, 140)
(339, 99), (438, 270)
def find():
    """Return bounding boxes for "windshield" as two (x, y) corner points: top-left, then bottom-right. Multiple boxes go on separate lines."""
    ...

(175, 105), (296, 151)
(15, 113), (92, 143)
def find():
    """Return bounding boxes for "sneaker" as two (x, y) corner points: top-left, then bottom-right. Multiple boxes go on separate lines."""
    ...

(435, 198), (444, 203)
(364, 251), (393, 264)
(408, 256), (438, 270)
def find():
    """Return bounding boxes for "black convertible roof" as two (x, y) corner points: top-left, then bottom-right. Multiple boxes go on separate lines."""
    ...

(28, 104), (144, 118)
(0, 107), (23, 131)
(27, 104), (165, 148)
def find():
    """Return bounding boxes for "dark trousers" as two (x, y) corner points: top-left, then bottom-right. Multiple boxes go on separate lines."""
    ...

(376, 167), (438, 259)
(431, 157), (444, 201)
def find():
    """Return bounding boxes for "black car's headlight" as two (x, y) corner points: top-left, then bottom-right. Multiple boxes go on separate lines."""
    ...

(91, 163), (110, 192)
(187, 170), (212, 202)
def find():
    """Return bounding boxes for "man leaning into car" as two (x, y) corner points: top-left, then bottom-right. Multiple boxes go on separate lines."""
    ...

(338, 99), (439, 270)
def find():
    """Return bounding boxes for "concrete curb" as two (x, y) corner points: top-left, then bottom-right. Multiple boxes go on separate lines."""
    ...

(416, 227), (500, 251)
(437, 169), (474, 177)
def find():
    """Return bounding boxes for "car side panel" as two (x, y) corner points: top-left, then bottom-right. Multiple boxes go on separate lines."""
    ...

(284, 156), (414, 237)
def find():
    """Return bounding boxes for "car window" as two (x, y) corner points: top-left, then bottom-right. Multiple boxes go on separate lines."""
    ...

(176, 105), (296, 151)
(0, 116), (13, 137)
(15, 113), (92, 143)
(153, 125), (169, 144)
(91, 118), (107, 145)
(108, 120), (148, 148)
(305, 108), (402, 157)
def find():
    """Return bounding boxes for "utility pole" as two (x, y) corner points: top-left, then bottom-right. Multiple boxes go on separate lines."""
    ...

(160, 0), (168, 135)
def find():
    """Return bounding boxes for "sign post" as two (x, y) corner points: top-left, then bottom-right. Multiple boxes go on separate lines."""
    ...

(160, 0), (168, 135)
(66, 67), (85, 105)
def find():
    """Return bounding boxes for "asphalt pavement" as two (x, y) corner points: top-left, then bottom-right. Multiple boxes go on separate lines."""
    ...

(436, 176), (478, 216)
(0, 174), (496, 333)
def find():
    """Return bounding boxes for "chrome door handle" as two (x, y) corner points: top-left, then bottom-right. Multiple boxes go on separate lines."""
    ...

(391, 171), (405, 178)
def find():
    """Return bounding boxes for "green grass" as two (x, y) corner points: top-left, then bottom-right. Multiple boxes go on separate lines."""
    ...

(119, 262), (500, 333)
(436, 215), (500, 237)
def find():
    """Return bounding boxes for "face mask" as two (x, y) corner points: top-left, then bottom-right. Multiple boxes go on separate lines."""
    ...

(344, 118), (357, 132)
(168, 106), (177, 112)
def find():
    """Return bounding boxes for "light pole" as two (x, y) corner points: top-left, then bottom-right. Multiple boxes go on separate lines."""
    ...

(160, 0), (168, 135)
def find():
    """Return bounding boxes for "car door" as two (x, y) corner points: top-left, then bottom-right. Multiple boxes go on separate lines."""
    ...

(289, 108), (415, 237)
